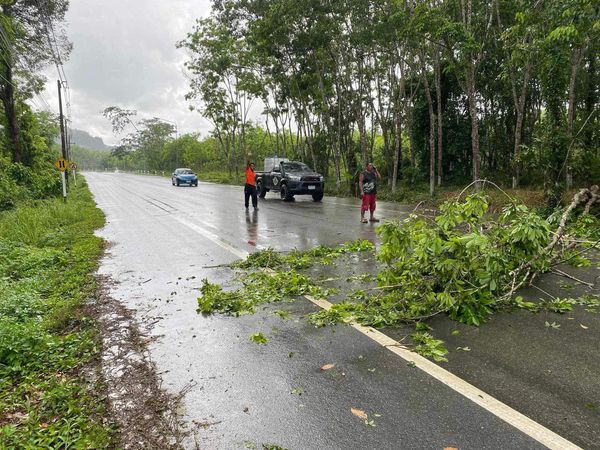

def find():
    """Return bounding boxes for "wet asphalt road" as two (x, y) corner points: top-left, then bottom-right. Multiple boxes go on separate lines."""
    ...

(86, 172), (555, 449)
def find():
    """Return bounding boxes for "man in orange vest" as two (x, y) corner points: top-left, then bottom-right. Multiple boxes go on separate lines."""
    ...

(245, 159), (258, 210)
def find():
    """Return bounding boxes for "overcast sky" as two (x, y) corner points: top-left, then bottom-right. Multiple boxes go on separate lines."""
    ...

(39, 0), (214, 146)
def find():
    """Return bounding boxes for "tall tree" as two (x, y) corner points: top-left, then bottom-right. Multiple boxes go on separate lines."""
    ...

(441, 0), (494, 185)
(0, 0), (70, 164)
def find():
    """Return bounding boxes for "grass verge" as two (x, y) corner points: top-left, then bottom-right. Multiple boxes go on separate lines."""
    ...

(0, 179), (114, 448)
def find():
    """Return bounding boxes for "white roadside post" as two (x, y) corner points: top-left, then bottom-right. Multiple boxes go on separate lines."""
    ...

(61, 171), (67, 201)
(55, 158), (69, 202)
(70, 162), (78, 186)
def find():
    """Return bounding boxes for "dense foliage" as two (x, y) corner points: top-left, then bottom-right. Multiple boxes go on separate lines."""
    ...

(0, 109), (62, 211)
(170, 0), (599, 205)
(93, 0), (599, 206)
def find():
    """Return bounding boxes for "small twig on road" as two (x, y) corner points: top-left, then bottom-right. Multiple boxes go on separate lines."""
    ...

(529, 283), (557, 300)
(367, 284), (403, 291)
(551, 269), (594, 287)
(202, 263), (232, 269)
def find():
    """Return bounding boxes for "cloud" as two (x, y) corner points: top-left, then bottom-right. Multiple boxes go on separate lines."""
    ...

(38, 0), (212, 145)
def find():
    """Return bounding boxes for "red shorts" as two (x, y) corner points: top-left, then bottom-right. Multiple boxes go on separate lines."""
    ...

(361, 193), (376, 212)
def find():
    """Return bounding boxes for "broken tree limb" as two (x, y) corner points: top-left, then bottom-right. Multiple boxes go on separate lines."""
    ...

(550, 268), (595, 287)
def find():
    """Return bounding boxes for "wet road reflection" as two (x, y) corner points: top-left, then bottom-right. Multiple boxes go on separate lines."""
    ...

(245, 209), (258, 246)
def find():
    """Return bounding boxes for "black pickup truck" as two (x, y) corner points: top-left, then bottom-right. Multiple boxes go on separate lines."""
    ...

(255, 158), (325, 201)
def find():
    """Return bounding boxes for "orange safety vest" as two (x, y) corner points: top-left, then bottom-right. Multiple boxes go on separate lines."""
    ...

(245, 166), (256, 186)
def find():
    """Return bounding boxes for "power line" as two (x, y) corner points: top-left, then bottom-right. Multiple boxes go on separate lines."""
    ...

(0, 2), (67, 119)
(0, 19), (57, 115)
(35, 91), (56, 114)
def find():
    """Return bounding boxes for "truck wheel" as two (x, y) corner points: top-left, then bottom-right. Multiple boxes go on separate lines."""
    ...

(312, 192), (324, 202)
(257, 180), (267, 198)
(280, 184), (293, 201)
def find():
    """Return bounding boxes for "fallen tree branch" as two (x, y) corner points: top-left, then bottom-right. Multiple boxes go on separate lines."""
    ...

(545, 187), (592, 253)
(583, 185), (599, 215)
(552, 238), (600, 267)
(504, 187), (598, 300)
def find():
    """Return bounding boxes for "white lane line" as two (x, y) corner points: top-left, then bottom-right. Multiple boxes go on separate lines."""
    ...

(172, 210), (581, 450)
(304, 295), (580, 450)
(172, 216), (248, 259)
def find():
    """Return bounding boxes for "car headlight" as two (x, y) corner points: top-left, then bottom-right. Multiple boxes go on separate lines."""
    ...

(288, 175), (301, 181)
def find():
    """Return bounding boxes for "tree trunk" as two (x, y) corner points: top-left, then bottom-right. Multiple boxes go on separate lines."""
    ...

(301, 108), (318, 170)
(314, 56), (341, 187)
(357, 109), (367, 168)
(511, 62), (531, 188)
(0, 5), (21, 164)
(392, 107), (401, 193)
(434, 49), (443, 187)
(407, 104), (415, 171)
(421, 67), (436, 196)
(1, 71), (21, 164)
(583, 54), (595, 149)
(566, 47), (583, 189)
(466, 67), (481, 185)
(392, 58), (407, 193)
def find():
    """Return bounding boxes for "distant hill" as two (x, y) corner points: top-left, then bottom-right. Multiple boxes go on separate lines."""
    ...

(69, 129), (110, 151)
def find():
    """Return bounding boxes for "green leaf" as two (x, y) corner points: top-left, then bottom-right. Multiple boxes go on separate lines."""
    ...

(250, 332), (268, 344)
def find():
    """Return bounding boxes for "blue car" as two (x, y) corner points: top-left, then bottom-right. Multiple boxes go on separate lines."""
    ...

(171, 168), (198, 187)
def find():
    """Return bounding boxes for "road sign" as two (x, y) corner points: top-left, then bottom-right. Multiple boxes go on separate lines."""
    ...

(54, 158), (69, 171)
(70, 162), (78, 170)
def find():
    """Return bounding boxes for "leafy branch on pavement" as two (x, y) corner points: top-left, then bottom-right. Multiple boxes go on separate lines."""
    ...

(308, 189), (598, 328)
(197, 240), (373, 315)
(198, 190), (598, 362)
(232, 239), (375, 270)
(412, 332), (449, 362)
(197, 270), (338, 316)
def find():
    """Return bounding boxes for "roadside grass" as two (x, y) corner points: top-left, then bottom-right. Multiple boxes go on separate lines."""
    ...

(198, 170), (244, 186)
(0, 180), (114, 448)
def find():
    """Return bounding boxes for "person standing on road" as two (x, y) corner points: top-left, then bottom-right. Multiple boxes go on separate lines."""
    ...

(359, 162), (381, 223)
(245, 159), (258, 210)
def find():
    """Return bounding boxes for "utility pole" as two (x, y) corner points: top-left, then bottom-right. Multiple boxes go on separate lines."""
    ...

(57, 80), (67, 161)
(65, 118), (76, 185)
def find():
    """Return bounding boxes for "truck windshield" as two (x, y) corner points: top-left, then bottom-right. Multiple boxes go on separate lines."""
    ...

(282, 162), (310, 172)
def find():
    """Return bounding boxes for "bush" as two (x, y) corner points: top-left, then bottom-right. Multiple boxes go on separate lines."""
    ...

(0, 157), (25, 211)
(0, 155), (62, 211)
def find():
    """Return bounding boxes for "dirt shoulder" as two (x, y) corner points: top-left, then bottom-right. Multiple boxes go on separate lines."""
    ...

(87, 277), (189, 449)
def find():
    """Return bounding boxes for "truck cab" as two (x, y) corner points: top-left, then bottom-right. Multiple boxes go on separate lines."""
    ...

(255, 157), (324, 202)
